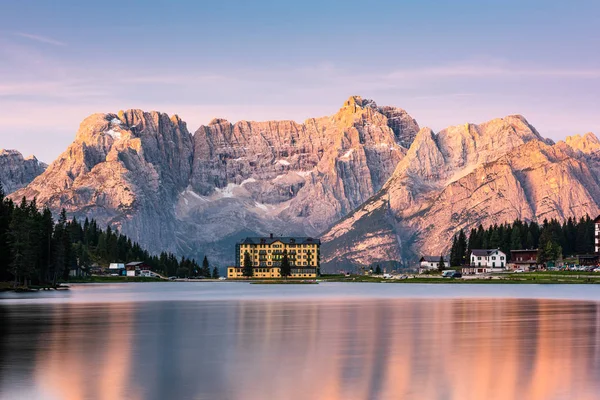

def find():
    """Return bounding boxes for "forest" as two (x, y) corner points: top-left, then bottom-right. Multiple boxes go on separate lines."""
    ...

(448, 216), (596, 267)
(0, 185), (211, 287)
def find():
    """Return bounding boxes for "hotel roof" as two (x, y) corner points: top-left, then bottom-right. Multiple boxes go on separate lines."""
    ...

(238, 236), (321, 245)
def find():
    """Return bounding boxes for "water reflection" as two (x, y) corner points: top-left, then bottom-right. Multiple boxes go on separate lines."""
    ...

(1, 299), (600, 400)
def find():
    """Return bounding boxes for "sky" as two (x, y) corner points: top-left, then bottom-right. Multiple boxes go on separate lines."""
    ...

(1, 0), (599, 162)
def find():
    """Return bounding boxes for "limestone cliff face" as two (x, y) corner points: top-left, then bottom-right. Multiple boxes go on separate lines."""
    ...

(11, 97), (419, 265)
(321, 117), (600, 269)
(11, 97), (598, 270)
(177, 96), (419, 261)
(0, 150), (47, 194)
(12, 110), (194, 252)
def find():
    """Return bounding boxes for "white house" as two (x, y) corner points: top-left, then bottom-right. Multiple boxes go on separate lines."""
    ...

(463, 249), (507, 275)
(419, 256), (449, 271)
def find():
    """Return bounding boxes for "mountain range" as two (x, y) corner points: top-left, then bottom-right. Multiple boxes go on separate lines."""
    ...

(3, 96), (599, 270)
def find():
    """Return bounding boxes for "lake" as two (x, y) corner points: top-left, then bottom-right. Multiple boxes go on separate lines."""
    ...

(2, 282), (600, 400)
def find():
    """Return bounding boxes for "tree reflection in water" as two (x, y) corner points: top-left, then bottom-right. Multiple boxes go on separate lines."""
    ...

(1, 298), (600, 400)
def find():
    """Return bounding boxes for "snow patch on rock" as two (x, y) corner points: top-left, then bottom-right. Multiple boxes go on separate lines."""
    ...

(106, 129), (121, 140)
(340, 149), (354, 160)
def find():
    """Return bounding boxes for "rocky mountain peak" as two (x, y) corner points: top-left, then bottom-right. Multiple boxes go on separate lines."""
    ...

(564, 132), (600, 154)
(342, 95), (378, 110)
(208, 118), (229, 126)
(0, 149), (47, 194)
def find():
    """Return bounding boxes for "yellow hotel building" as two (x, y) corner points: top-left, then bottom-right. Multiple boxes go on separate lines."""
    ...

(227, 234), (320, 279)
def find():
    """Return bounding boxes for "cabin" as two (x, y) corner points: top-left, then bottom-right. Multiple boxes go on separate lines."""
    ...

(509, 249), (539, 271)
(125, 261), (149, 277)
(578, 254), (600, 267)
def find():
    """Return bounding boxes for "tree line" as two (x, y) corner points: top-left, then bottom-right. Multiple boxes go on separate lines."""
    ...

(0, 185), (216, 286)
(448, 216), (596, 267)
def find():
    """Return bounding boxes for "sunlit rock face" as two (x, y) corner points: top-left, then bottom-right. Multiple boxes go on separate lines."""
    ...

(321, 117), (600, 269)
(11, 110), (194, 254)
(11, 97), (419, 265)
(11, 97), (599, 270)
(0, 149), (47, 194)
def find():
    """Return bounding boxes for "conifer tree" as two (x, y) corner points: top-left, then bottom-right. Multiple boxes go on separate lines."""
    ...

(438, 255), (446, 272)
(202, 256), (211, 277)
(242, 251), (253, 278)
(280, 249), (291, 278)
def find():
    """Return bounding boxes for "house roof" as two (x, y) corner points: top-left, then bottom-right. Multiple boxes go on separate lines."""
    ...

(510, 249), (538, 254)
(126, 261), (146, 266)
(238, 236), (321, 245)
(420, 256), (449, 262)
(471, 249), (503, 257)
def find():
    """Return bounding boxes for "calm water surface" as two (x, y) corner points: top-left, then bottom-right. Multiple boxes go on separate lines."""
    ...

(2, 282), (600, 400)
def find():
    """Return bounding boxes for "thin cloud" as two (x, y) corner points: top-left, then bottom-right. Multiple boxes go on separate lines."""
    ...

(13, 32), (66, 47)
(386, 64), (600, 80)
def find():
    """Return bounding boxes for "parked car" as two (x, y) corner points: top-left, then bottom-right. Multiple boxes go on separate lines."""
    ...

(218, 276), (227, 280)
(442, 270), (461, 278)
(514, 269), (525, 273)
(593, 268), (600, 273)
(168, 276), (177, 281)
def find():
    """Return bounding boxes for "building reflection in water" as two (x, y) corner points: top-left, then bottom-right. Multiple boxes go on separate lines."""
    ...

(1, 298), (599, 400)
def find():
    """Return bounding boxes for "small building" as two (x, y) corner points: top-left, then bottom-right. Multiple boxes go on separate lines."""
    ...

(578, 254), (600, 267)
(125, 261), (148, 277)
(419, 256), (449, 272)
(109, 263), (125, 269)
(464, 249), (507, 275)
(509, 249), (540, 271)
(228, 234), (320, 279)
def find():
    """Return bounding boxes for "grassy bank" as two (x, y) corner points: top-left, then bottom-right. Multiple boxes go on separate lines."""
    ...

(320, 274), (600, 284)
(250, 280), (318, 285)
(67, 276), (164, 283)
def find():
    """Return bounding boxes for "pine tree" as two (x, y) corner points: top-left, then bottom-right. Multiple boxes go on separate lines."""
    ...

(525, 231), (534, 249)
(242, 251), (253, 278)
(280, 249), (291, 278)
(457, 229), (467, 266)
(212, 266), (220, 279)
(375, 265), (382, 275)
(202, 256), (211, 277)
(7, 199), (29, 286)
(0, 183), (13, 281)
(438, 255), (446, 272)
(449, 234), (459, 266)
(510, 228), (522, 251)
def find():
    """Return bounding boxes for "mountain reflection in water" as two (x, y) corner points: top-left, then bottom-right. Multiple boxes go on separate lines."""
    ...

(1, 298), (600, 400)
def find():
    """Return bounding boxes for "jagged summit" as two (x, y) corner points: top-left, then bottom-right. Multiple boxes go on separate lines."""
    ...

(0, 149), (46, 194)
(6, 97), (599, 270)
(208, 117), (229, 125)
(564, 132), (600, 154)
(342, 95), (378, 110)
(10, 97), (419, 266)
